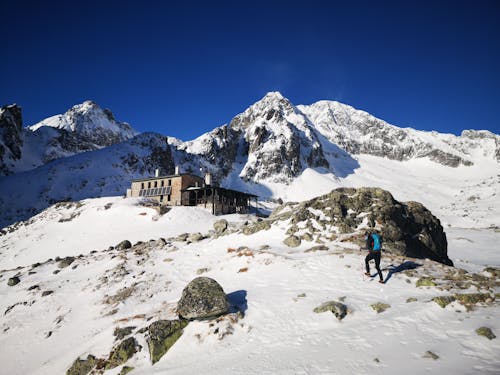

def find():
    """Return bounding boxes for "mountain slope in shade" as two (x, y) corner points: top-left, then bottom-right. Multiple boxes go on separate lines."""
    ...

(0, 101), (138, 175)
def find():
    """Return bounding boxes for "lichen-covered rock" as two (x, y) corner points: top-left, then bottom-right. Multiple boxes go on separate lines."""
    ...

(406, 297), (418, 303)
(213, 219), (228, 234)
(114, 326), (136, 341)
(147, 319), (189, 364)
(66, 354), (97, 375)
(116, 240), (132, 250)
(120, 366), (134, 375)
(283, 235), (301, 247)
(105, 337), (139, 369)
(7, 276), (20, 286)
(313, 301), (348, 320)
(177, 277), (230, 320)
(476, 327), (496, 340)
(432, 296), (456, 308)
(370, 302), (390, 313)
(454, 293), (494, 307)
(416, 277), (437, 287)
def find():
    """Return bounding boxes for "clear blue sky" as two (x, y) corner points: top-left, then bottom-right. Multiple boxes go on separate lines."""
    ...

(1, 0), (499, 140)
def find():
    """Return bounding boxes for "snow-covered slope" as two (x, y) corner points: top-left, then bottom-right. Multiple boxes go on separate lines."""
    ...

(0, 101), (137, 175)
(0, 133), (173, 227)
(0, 201), (498, 374)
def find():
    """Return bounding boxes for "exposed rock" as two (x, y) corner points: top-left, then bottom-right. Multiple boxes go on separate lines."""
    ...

(416, 277), (437, 287)
(177, 277), (230, 320)
(213, 219), (228, 234)
(66, 354), (97, 375)
(406, 297), (418, 303)
(42, 290), (54, 297)
(187, 233), (204, 243)
(113, 326), (136, 341)
(432, 296), (456, 308)
(305, 245), (329, 253)
(476, 327), (496, 340)
(7, 276), (20, 286)
(174, 233), (189, 242)
(242, 220), (271, 235)
(370, 302), (391, 313)
(58, 256), (76, 268)
(484, 267), (500, 278)
(105, 337), (140, 369)
(313, 301), (348, 320)
(423, 351), (439, 360)
(116, 240), (132, 250)
(120, 366), (134, 375)
(283, 235), (301, 248)
(147, 319), (189, 364)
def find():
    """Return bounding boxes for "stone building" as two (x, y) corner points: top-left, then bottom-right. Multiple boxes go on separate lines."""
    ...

(127, 167), (257, 215)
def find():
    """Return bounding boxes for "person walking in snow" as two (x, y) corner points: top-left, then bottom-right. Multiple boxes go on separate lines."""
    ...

(364, 230), (384, 283)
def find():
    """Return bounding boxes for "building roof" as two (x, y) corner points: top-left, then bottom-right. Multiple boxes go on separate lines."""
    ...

(131, 173), (203, 183)
(181, 185), (258, 198)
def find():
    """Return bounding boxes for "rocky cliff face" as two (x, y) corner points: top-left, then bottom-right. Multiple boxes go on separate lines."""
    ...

(269, 187), (452, 265)
(0, 104), (24, 174)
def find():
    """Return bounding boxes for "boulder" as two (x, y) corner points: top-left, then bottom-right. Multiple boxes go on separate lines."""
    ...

(105, 337), (139, 369)
(213, 219), (228, 234)
(283, 235), (301, 247)
(476, 327), (496, 340)
(177, 277), (230, 320)
(116, 240), (132, 250)
(147, 319), (188, 364)
(270, 187), (453, 266)
(313, 301), (348, 320)
(7, 276), (20, 286)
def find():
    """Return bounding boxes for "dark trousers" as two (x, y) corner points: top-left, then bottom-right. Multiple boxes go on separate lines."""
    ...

(365, 251), (383, 281)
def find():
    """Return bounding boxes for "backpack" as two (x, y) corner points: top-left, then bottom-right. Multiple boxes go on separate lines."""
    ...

(371, 233), (381, 251)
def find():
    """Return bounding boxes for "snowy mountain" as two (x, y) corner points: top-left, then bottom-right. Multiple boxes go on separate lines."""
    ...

(0, 101), (137, 175)
(0, 92), (498, 229)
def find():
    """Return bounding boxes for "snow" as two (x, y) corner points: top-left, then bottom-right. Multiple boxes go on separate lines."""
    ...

(0, 201), (498, 374)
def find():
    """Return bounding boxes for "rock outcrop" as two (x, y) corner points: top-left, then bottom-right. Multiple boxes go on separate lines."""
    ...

(270, 187), (452, 265)
(177, 277), (230, 320)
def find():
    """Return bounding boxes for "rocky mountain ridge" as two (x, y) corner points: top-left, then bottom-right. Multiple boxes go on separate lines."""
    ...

(0, 101), (137, 175)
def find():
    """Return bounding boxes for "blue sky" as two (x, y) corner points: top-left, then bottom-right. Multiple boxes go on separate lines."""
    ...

(1, 0), (499, 140)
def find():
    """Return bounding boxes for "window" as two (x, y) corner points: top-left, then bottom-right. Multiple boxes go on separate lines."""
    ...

(167, 195), (171, 202)
(141, 182), (144, 189)
(148, 182), (151, 189)
(168, 179), (172, 186)
(154, 181), (158, 188)
(160, 195), (164, 202)
(161, 180), (164, 187)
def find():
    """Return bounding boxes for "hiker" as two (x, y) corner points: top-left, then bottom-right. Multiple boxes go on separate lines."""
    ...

(364, 230), (384, 283)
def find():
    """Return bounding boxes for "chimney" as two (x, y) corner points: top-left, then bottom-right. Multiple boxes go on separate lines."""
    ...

(175, 165), (180, 175)
(155, 169), (160, 177)
(204, 172), (212, 186)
